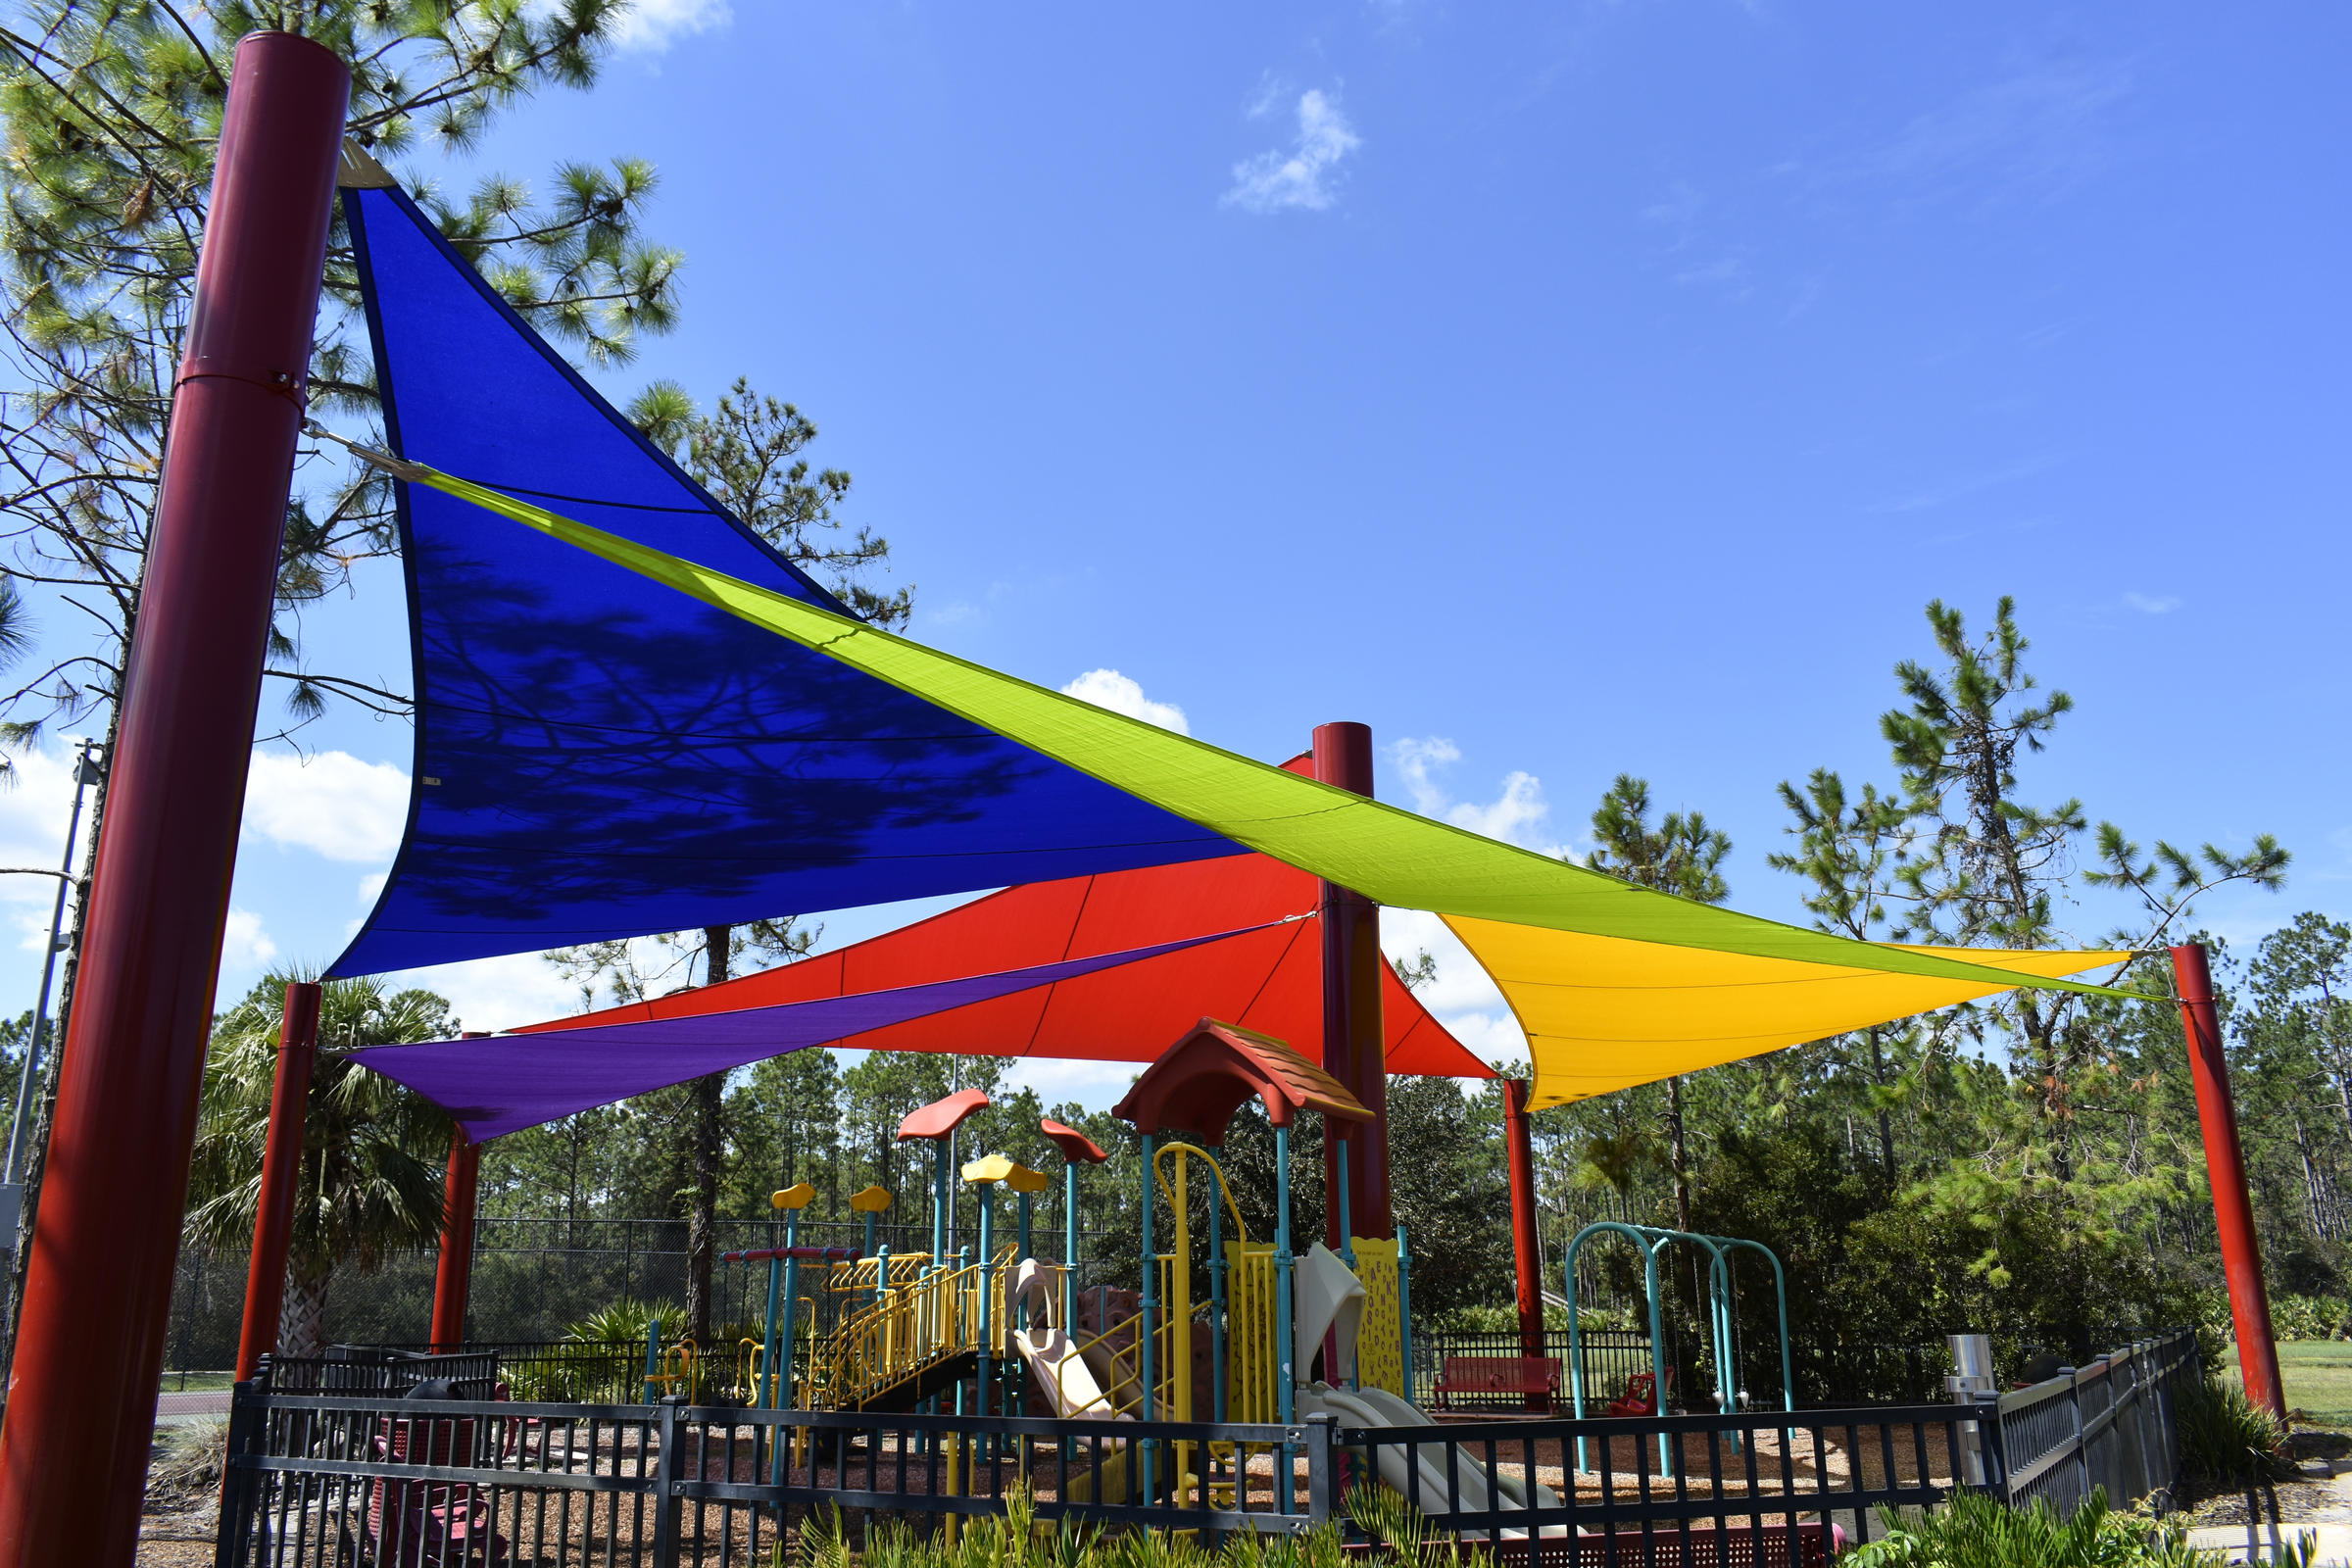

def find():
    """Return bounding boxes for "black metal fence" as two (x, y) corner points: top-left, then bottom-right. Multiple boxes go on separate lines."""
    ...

(217, 1374), (1338, 1567)
(215, 1330), (2199, 1567)
(1980, 1334), (2199, 1516)
(1412, 1330), (1952, 1412)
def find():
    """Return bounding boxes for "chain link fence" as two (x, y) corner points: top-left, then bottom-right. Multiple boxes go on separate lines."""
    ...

(168, 1216), (1125, 1371)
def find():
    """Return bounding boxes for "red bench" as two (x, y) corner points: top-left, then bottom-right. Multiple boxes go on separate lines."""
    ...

(1434, 1355), (1563, 1411)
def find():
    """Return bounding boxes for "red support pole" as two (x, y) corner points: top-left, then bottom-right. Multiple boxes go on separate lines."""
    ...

(1314, 721), (1391, 1245)
(429, 1135), (482, 1354)
(1503, 1079), (1544, 1375)
(235, 982), (323, 1381)
(0, 35), (346, 1567)
(2173, 942), (2285, 1418)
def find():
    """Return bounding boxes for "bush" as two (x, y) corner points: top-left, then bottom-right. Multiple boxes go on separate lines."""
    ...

(2176, 1375), (2292, 1490)
(792, 1483), (1395, 1568)
(2269, 1295), (2351, 1342)
(1843, 1488), (2237, 1567)
(145, 1418), (227, 1511)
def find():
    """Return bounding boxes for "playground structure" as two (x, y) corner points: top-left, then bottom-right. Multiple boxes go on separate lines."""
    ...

(633, 1017), (1572, 1523)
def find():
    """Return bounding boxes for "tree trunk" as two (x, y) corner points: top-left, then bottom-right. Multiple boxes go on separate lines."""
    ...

(683, 925), (731, 1345)
(1867, 1027), (1897, 1186)
(1666, 1076), (1690, 1231)
(279, 1260), (331, 1361)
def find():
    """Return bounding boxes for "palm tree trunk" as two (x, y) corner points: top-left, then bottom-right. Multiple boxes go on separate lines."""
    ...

(279, 1260), (331, 1361)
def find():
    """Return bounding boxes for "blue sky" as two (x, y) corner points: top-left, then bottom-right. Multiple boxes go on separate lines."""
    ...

(4, 1), (2345, 1107)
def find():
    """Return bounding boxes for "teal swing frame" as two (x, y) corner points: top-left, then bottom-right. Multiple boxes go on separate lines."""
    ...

(1562, 1221), (1794, 1474)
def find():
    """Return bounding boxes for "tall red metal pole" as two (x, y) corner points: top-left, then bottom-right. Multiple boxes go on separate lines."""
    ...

(429, 1136), (482, 1353)
(1503, 1080), (1544, 1342)
(235, 982), (323, 1381)
(1503, 1079), (1548, 1410)
(1314, 721), (1391, 1245)
(2173, 942), (2285, 1418)
(0, 35), (346, 1564)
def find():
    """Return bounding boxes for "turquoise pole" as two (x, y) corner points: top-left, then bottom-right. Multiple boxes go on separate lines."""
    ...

(1017, 1191), (1033, 1261)
(977, 1188), (996, 1420)
(641, 1315), (662, 1404)
(759, 1253), (785, 1408)
(1396, 1222), (1412, 1403)
(931, 1142), (950, 1266)
(1062, 1163), (1081, 1334)
(768, 1207), (803, 1489)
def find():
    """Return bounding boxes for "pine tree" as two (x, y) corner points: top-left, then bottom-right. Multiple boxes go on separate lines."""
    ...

(1581, 773), (1731, 1229)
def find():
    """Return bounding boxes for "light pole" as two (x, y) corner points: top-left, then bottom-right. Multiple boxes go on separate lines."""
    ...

(2, 736), (103, 1191)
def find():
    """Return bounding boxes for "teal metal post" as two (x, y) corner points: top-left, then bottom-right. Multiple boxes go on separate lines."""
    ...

(1139, 1132), (1157, 1499)
(1062, 1162), (1081, 1332)
(955, 1245), (971, 1415)
(976, 1188), (997, 1420)
(1396, 1222), (1413, 1404)
(642, 1315), (662, 1403)
(1336, 1142), (1353, 1264)
(1017, 1190), (1033, 1261)
(1273, 1123), (1295, 1512)
(759, 1253), (785, 1409)
(1565, 1222), (1674, 1474)
(931, 1142), (951, 1267)
(1207, 1146), (1227, 1422)
(778, 1208), (804, 1410)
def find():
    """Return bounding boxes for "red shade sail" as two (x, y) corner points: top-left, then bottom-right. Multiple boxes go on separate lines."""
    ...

(513, 853), (1492, 1080)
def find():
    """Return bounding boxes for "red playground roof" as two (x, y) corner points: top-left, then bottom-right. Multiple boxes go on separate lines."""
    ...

(1114, 1018), (1376, 1140)
(897, 1088), (989, 1142)
(1040, 1118), (1108, 1164)
(514, 851), (1493, 1080)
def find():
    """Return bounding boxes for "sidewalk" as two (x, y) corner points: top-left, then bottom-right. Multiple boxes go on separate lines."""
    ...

(155, 1389), (231, 1426)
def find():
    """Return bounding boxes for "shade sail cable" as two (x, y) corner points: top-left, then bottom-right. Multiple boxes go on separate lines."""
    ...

(354, 921), (1292, 1141)
(380, 450), (2135, 1005)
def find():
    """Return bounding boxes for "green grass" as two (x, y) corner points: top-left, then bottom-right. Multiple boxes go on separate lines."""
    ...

(156, 1371), (235, 1395)
(2227, 1339), (2352, 1427)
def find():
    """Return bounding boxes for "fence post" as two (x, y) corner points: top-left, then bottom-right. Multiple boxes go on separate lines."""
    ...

(1971, 1391), (2009, 1500)
(1305, 1413), (1337, 1526)
(652, 1396), (683, 1568)
(212, 1368), (268, 1568)
(2060, 1367), (2086, 1513)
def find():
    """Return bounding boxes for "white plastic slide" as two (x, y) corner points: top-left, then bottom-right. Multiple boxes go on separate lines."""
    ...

(1295, 1381), (1568, 1539)
(1292, 1243), (1366, 1384)
(1007, 1261), (1130, 1422)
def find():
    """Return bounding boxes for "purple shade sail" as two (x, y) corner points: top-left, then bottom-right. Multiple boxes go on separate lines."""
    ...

(352, 925), (1278, 1141)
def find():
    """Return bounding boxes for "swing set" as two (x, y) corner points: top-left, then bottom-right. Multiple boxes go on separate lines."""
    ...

(1563, 1221), (1793, 1473)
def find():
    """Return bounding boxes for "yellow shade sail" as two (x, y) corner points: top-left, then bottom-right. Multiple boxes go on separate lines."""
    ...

(1446, 915), (2132, 1108)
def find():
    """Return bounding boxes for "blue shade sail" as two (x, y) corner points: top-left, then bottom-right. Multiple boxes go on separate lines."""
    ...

(327, 185), (1245, 977)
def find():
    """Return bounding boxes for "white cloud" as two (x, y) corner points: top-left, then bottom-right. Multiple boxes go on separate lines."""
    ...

(609, 0), (731, 52)
(243, 749), (411, 863)
(2124, 591), (2181, 615)
(1382, 908), (1528, 1071)
(1059, 669), (1189, 734)
(221, 907), (277, 968)
(386, 951), (589, 1036)
(1388, 736), (1562, 856)
(1224, 88), (1361, 215)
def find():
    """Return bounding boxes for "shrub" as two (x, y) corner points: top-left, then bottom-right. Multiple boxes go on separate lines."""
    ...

(145, 1417), (228, 1510)
(1843, 1488), (2242, 1566)
(2176, 1375), (2292, 1490)
(564, 1298), (685, 1348)
(2269, 1296), (2351, 1342)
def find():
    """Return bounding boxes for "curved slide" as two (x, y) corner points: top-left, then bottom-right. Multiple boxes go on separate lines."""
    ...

(1291, 1244), (1564, 1538)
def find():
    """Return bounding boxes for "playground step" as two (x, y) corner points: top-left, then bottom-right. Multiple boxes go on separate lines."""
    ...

(838, 1348), (981, 1414)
